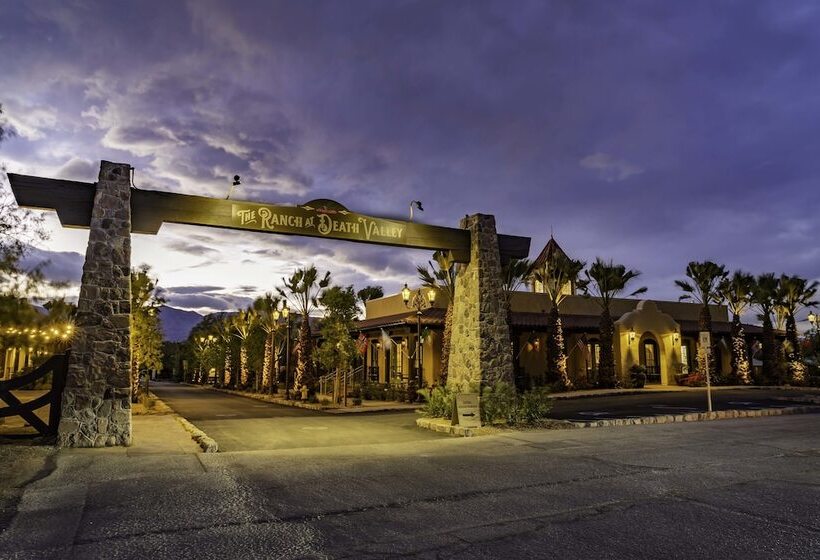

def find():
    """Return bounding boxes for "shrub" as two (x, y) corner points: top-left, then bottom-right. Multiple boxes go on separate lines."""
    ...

(421, 386), (456, 419)
(518, 387), (553, 424)
(421, 383), (554, 427)
(480, 382), (518, 425)
(480, 383), (554, 426)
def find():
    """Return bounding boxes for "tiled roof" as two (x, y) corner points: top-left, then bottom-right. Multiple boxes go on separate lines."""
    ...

(355, 307), (446, 331)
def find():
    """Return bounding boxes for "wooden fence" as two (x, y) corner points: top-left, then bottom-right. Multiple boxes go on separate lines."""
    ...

(0, 352), (69, 436)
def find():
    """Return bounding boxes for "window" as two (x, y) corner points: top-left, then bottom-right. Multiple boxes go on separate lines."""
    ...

(680, 344), (690, 375)
(585, 340), (601, 373)
(391, 338), (403, 376)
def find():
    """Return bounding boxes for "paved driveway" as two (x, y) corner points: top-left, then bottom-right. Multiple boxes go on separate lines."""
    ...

(151, 382), (445, 452)
(548, 388), (820, 422)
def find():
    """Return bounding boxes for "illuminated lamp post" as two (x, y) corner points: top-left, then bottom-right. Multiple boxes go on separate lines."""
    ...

(282, 303), (291, 399)
(808, 311), (819, 358)
(402, 283), (437, 402)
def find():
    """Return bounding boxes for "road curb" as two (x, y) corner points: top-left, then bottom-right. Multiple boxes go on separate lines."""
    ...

(152, 389), (219, 452)
(415, 417), (574, 437)
(175, 416), (219, 453)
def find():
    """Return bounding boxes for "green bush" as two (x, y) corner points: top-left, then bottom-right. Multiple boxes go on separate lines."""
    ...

(421, 383), (554, 426)
(421, 386), (456, 418)
(480, 382), (518, 425)
(517, 387), (553, 424)
(482, 382), (553, 426)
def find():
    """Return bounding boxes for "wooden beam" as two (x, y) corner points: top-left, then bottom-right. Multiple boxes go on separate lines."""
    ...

(7, 173), (530, 262)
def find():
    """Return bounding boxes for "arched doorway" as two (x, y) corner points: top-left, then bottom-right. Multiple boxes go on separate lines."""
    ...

(640, 336), (661, 383)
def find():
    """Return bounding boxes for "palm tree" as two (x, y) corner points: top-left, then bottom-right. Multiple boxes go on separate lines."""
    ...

(501, 258), (531, 388)
(417, 251), (457, 386)
(215, 315), (234, 386)
(278, 266), (331, 394)
(501, 258), (531, 310)
(675, 261), (728, 381)
(718, 272), (754, 384)
(531, 253), (585, 390)
(253, 293), (283, 392)
(777, 275), (818, 384)
(750, 273), (780, 384)
(583, 259), (647, 388)
(356, 285), (384, 317)
(232, 308), (256, 388)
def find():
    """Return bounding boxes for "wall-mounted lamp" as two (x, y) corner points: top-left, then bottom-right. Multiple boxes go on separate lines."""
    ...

(673, 332), (680, 343)
(628, 329), (636, 343)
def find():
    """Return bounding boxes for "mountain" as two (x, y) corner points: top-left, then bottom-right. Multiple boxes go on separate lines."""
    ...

(158, 305), (204, 342)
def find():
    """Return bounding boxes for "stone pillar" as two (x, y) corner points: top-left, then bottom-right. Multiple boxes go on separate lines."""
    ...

(58, 161), (132, 447)
(447, 214), (514, 392)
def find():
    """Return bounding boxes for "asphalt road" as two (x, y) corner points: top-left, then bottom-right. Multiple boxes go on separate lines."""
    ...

(152, 382), (445, 452)
(2, 413), (818, 559)
(549, 388), (820, 421)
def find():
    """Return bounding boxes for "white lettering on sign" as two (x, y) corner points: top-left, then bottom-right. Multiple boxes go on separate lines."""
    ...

(231, 203), (406, 243)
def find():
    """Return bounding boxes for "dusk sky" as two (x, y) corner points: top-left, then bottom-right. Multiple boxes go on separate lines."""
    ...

(2, 1), (819, 322)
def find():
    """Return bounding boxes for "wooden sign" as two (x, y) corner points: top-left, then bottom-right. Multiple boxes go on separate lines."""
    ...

(452, 393), (481, 428)
(7, 174), (531, 263)
(231, 199), (408, 246)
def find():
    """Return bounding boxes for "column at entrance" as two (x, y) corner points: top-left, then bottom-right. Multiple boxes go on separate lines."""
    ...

(447, 214), (514, 392)
(58, 161), (133, 447)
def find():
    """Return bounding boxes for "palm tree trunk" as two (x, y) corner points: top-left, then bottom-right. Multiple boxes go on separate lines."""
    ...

(598, 307), (616, 388)
(295, 319), (312, 393)
(223, 347), (232, 387)
(546, 306), (572, 390)
(240, 344), (249, 386)
(440, 304), (453, 386)
(730, 315), (751, 384)
(262, 331), (273, 390)
(784, 313), (807, 384)
(761, 315), (776, 384)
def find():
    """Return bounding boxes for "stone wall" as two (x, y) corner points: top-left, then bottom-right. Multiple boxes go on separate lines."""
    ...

(447, 214), (514, 392)
(58, 161), (132, 447)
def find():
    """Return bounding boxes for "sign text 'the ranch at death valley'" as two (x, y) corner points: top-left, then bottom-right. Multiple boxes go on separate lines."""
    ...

(231, 202), (407, 243)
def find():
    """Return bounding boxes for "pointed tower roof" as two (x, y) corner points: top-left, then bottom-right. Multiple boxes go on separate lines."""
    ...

(527, 236), (570, 275)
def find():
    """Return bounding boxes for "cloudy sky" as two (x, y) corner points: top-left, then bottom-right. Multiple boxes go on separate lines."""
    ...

(2, 1), (819, 321)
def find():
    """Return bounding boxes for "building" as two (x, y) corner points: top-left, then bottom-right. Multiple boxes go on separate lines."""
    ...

(355, 238), (765, 389)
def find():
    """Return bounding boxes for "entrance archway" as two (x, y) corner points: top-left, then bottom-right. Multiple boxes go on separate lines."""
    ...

(9, 160), (530, 447)
(639, 335), (661, 383)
